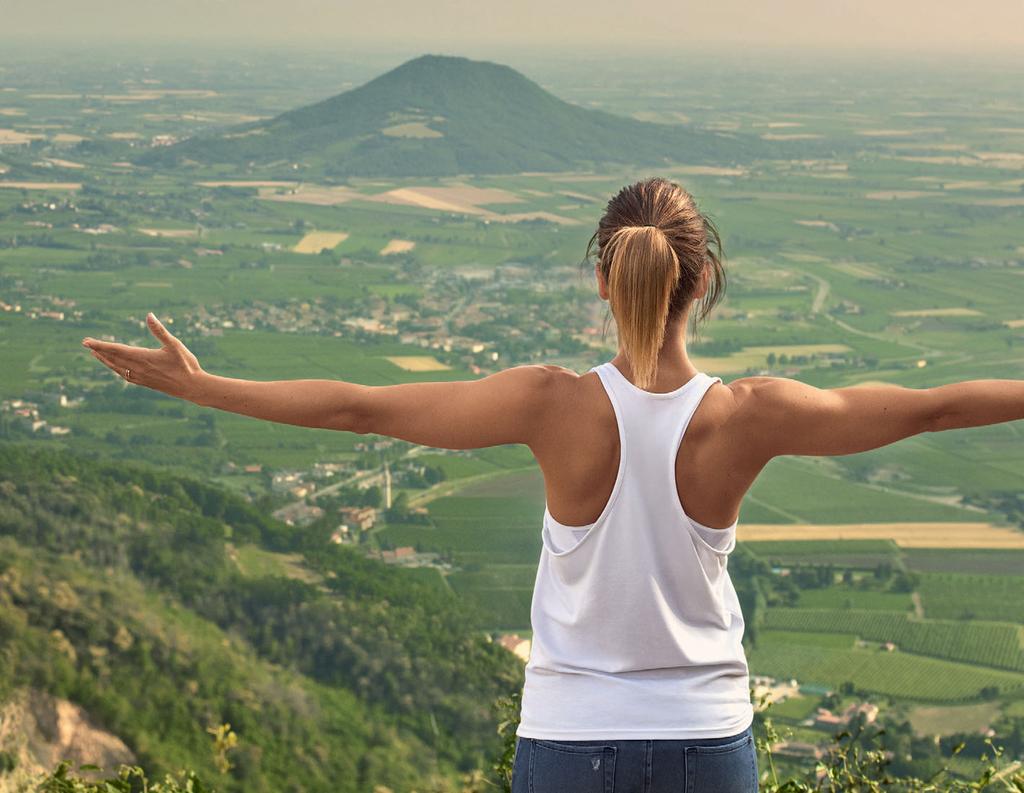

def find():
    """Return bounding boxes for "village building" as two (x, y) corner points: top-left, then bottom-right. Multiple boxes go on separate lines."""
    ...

(813, 701), (880, 731)
(271, 502), (324, 527)
(338, 506), (376, 531)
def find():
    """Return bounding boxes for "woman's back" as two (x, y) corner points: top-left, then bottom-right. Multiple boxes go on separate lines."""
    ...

(532, 358), (755, 533)
(516, 359), (754, 740)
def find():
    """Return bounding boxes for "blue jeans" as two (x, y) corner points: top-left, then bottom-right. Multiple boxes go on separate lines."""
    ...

(511, 724), (758, 793)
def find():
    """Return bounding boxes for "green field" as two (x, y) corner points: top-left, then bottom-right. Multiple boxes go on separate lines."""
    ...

(764, 608), (1024, 672)
(917, 573), (1024, 623)
(749, 631), (1024, 702)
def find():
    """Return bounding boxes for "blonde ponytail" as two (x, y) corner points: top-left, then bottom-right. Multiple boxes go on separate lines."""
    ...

(604, 225), (681, 390)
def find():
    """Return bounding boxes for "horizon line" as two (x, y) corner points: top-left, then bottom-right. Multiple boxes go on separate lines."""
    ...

(2, 36), (1023, 61)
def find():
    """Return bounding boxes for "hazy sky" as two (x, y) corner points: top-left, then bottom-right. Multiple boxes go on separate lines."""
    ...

(5, 0), (1024, 55)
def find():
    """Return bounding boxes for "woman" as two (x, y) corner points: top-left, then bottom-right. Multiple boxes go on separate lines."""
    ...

(83, 176), (1023, 793)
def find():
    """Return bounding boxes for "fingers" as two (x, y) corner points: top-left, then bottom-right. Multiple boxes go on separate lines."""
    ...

(82, 338), (146, 358)
(82, 313), (178, 355)
(82, 333), (158, 372)
(146, 312), (179, 347)
(91, 349), (130, 380)
(82, 344), (149, 374)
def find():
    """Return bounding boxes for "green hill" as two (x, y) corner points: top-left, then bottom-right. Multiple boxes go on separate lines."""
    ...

(0, 441), (522, 791)
(139, 53), (789, 176)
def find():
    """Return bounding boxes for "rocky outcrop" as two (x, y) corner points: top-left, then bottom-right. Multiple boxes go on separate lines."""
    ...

(0, 688), (135, 792)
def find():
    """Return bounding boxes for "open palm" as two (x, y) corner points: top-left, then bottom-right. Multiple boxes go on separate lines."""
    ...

(82, 313), (203, 400)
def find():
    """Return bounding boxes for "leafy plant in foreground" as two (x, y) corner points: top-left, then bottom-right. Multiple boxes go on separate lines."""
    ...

(29, 682), (1024, 792)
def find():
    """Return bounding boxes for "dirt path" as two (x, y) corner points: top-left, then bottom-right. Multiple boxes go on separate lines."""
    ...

(406, 465), (536, 508)
(805, 270), (830, 314)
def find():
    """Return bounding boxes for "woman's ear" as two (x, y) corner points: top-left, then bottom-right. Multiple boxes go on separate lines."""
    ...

(595, 262), (609, 300)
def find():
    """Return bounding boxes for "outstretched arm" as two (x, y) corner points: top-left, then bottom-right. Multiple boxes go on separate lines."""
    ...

(727, 375), (1024, 463)
(190, 363), (554, 449)
(83, 313), (554, 450)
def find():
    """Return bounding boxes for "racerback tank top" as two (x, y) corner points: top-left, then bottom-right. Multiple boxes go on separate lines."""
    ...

(516, 360), (754, 739)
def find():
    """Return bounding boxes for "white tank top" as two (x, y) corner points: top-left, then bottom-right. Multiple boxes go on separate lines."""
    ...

(516, 361), (754, 739)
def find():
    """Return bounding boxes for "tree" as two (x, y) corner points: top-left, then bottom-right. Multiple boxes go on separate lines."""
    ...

(889, 570), (919, 593)
(361, 485), (382, 508)
(387, 491), (410, 522)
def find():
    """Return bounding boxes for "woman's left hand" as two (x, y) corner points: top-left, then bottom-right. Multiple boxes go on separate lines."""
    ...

(82, 312), (204, 401)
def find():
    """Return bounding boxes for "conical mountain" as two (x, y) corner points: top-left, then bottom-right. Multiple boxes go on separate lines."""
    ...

(142, 54), (788, 176)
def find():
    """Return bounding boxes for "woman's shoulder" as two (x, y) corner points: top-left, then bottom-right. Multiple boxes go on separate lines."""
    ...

(530, 363), (595, 390)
